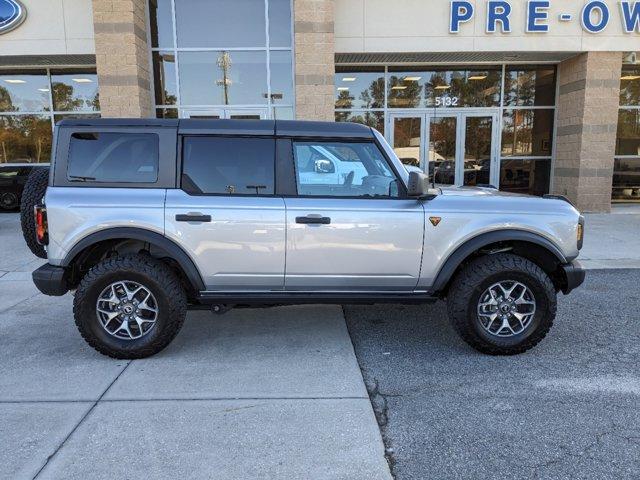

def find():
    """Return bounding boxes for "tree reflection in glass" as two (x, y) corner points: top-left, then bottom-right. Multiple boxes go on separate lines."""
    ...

(51, 72), (100, 112)
(334, 68), (384, 109)
(0, 115), (52, 163)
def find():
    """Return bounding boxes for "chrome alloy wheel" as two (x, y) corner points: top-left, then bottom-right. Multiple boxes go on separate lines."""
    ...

(477, 281), (536, 337)
(96, 281), (158, 340)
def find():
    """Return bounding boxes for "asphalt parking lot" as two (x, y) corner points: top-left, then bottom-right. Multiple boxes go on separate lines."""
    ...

(345, 269), (640, 480)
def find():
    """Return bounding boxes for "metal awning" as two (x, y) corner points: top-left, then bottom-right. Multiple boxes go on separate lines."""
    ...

(335, 51), (579, 65)
(0, 54), (96, 68)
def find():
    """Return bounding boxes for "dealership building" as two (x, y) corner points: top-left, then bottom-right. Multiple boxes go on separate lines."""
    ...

(0, 0), (639, 212)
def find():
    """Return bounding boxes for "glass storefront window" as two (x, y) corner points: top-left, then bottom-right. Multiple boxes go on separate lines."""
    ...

(613, 158), (640, 201)
(335, 68), (385, 109)
(0, 68), (100, 164)
(501, 109), (554, 157)
(273, 106), (294, 120)
(0, 115), (52, 163)
(156, 108), (179, 119)
(504, 67), (556, 107)
(150, 0), (293, 119)
(0, 71), (50, 112)
(387, 68), (502, 109)
(179, 51), (268, 106)
(620, 64), (640, 107)
(335, 110), (384, 135)
(614, 54), (640, 202)
(175, 0), (266, 48)
(149, 0), (174, 49)
(268, 0), (292, 48)
(500, 159), (551, 196)
(390, 116), (421, 168)
(152, 51), (177, 106)
(269, 51), (294, 105)
(464, 117), (493, 187)
(334, 64), (556, 196)
(51, 71), (99, 112)
(616, 109), (640, 156)
(53, 113), (100, 123)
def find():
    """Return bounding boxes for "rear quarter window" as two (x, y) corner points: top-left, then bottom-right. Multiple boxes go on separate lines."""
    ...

(67, 132), (159, 183)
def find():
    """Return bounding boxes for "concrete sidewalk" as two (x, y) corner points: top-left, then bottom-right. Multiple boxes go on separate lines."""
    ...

(0, 213), (391, 480)
(580, 205), (640, 270)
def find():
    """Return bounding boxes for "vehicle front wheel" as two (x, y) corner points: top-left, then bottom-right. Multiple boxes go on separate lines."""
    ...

(73, 255), (187, 359)
(447, 253), (557, 355)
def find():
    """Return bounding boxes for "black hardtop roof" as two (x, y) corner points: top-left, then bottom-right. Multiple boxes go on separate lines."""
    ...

(56, 118), (375, 139)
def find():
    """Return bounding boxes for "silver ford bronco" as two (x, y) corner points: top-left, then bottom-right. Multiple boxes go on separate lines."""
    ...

(28, 118), (585, 359)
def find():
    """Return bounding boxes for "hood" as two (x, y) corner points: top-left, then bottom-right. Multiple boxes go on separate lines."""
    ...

(431, 186), (580, 216)
(439, 186), (535, 199)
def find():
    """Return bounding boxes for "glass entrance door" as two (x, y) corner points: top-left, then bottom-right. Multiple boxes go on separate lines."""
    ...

(181, 107), (269, 119)
(389, 110), (500, 187)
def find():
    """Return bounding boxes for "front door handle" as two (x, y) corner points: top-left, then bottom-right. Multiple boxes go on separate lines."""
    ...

(176, 213), (212, 223)
(295, 215), (331, 225)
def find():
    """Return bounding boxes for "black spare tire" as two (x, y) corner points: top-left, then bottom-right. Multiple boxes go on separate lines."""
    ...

(20, 166), (49, 259)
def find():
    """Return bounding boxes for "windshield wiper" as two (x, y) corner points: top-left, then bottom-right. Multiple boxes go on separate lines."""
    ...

(68, 175), (96, 182)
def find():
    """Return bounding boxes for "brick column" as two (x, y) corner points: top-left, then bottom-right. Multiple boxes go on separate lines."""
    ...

(553, 52), (622, 213)
(92, 0), (153, 118)
(293, 0), (335, 121)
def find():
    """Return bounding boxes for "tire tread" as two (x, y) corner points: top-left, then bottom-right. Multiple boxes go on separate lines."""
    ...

(447, 253), (557, 356)
(73, 254), (187, 359)
(20, 167), (49, 259)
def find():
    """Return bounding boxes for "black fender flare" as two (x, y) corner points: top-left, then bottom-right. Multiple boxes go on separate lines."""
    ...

(430, 229), (568, 293)
(62, 227), (206, 291)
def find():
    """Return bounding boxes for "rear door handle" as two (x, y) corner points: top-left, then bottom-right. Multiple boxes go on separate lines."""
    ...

(295, 215), (331, 225)
(175, 213), (212, 223)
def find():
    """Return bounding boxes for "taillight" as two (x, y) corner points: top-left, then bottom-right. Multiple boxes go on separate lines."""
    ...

(34, 204), (48, 245)
(577, 216), (585, 250)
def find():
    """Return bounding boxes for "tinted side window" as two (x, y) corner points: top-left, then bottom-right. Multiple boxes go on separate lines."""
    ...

(182, 137), (275, 195)
(292, 141), (400, 198)
(67, 133), (159, 183)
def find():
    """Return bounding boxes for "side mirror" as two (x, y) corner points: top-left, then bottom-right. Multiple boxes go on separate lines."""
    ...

(314, 159), (335, 174)
(407, 171), (430, 198)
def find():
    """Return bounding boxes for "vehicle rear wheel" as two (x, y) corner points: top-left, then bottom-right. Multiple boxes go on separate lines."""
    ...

(20, 167), (49, 258)
(73, 254), (187, 359)
(1, 192), (18, 210)
(447, 253), (557, 355)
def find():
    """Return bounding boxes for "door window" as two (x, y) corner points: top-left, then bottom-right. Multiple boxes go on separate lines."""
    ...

(392, 117), (422, 169)
(292, 141), (400, 198)
(429, 116), (457, 186)
(181, 136), (275, 195)
(463, 117), (493, 186)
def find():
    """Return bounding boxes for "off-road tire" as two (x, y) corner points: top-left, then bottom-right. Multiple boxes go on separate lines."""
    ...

(20, 167), (49, 259)
(447, 253), (557, 355)
(74, 254), (187, 359)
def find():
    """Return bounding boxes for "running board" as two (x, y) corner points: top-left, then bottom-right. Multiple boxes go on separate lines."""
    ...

(194, 291), (439, 306)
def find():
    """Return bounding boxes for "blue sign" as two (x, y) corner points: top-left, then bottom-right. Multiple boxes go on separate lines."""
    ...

(0, 0), (26, 35)
(450, 0), (640, 34)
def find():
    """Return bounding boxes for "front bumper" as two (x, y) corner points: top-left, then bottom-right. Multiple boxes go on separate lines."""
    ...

(560, 260), (586, 294)
(32, 264), (69, 296)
